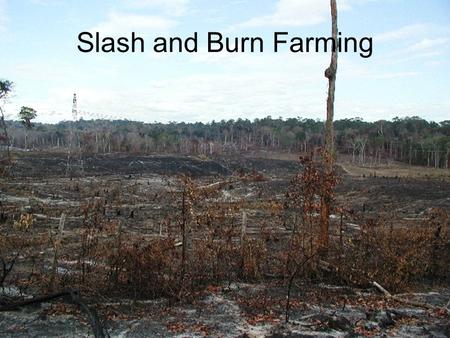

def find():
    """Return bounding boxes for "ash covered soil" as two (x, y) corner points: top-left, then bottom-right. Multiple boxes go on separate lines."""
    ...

(1, 283), (449, 337)
(6, 152), (450, 217)
(0, 153), (449, 337)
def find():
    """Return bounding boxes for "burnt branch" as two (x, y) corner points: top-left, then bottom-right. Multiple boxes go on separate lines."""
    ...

(0, 289), (109, 338)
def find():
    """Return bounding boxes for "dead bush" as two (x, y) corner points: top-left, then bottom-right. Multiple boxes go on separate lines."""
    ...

(333, 208), (450, 291)
(106, 236), (180, 299)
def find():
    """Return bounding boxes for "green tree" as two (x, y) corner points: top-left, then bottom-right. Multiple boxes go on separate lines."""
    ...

(0, 80), (13, 102)
(19, 106), (37, 151)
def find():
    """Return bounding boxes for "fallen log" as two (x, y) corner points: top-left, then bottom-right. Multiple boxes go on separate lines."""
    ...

(371, 281), (438, 311)
(317, 260), (442, 311)
(197, 178), (239, 192)
(372, 281), (391, 297)
(0, 289), (108, 338)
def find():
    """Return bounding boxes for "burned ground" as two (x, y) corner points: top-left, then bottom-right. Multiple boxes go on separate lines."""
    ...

(0, 153), (449, 337)
(1, 283), (449, 337)
(336, 175), (450, 217)
(7, 153), (450, 215)
(10, 153), (232, 178)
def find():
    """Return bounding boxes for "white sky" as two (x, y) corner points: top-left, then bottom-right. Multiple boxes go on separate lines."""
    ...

(0, 0), (449, 123)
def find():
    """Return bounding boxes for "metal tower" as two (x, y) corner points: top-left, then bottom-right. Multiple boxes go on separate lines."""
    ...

(72, 93), (78, 121)
(67, 93), (84, 176)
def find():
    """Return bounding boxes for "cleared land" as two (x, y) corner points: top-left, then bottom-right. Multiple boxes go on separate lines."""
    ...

(0, 152), (449, 337)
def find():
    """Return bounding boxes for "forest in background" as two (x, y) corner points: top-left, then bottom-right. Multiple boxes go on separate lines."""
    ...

(3, 116), (450, 168)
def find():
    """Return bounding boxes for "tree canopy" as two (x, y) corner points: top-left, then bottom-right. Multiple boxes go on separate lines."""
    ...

(0, 80), (13, 102)
(1, 115), (448, 168)
(19, 106), (37, 130)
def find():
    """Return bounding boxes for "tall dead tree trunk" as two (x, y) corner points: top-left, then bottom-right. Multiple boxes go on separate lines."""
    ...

(320, 0), (338, 255)
(25, 130), (28, 151)
(446, 148), (449, 169)
(0, 108), (11, 161)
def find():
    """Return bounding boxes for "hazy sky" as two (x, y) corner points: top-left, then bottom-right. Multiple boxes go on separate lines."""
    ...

(1, 0), (449, 123)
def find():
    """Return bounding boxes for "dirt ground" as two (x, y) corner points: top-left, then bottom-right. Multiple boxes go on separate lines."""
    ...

(0, 152), (449, 337)
(3, 152), (449, 230)
(1, 282), (449, 337)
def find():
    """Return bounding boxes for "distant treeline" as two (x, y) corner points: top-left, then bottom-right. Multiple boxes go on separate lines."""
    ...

(3, 116), (450, 168)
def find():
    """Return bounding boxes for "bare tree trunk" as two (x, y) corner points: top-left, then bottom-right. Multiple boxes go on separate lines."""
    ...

(25, 130), (28, 151)
(180, 187), (187, 292)
(320, 0), (338, 255)
(434, 147), (440, 168)
(446, 149), (449, 169)
(409, 143), (412, 166)
(0, 109), (11, 161)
